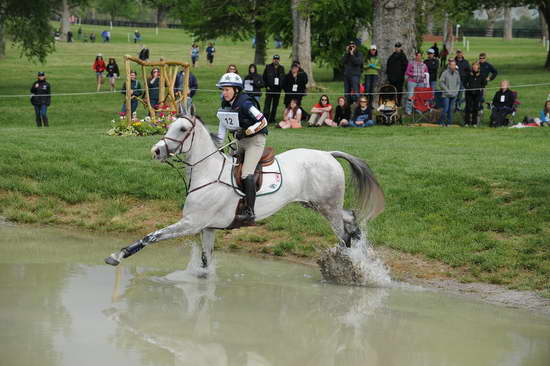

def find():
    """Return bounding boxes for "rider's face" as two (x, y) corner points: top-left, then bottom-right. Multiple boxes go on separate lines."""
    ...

(222, 87), (235, 101)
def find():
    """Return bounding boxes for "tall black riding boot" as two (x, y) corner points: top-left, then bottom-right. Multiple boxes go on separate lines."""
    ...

(236, 175), (256, 224)
(42, 116), (49, 127)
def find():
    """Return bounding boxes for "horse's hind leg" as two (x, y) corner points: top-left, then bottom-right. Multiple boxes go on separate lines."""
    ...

(342, 210), (362, 247)
(200, 228), (215, 268)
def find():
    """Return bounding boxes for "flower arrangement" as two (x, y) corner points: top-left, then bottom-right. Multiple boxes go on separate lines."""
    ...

(107, 110), (177, 137)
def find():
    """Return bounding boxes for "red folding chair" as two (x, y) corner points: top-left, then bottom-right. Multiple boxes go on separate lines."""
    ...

(412, 87), (435, 123)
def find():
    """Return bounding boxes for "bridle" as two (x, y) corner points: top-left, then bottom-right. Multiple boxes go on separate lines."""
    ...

(160, 116), (197, 160)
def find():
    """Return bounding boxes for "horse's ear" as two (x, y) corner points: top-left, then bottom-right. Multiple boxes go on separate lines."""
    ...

(176, 98), (196, 117)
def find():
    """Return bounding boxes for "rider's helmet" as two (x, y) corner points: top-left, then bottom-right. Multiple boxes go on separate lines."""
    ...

(216, 72), (243, 90)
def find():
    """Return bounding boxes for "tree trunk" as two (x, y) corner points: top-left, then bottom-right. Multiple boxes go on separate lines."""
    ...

(157, 7), (169, 28)
(372, 0), (417, 85)
(426, 13), (433, 35)
(540, 8), (549, 41)
(541, 3), (550, 69)
(0, 18), (5, 59)
(485, 8), (500, 37)
(503, 7), (513, 40)
(291, 0), (315, 87)
(444, 17), (453, 52)
(254, 20), (267, 65)
(60, 0), (71, 41)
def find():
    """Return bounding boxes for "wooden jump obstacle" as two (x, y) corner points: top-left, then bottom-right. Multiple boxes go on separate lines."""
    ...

(123, 55), (191, 122)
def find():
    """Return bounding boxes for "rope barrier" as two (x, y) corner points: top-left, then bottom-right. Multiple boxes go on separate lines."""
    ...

(3, 82), (550, 99)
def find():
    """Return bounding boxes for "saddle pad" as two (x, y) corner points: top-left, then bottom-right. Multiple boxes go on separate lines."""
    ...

(257, 158), (282, 197)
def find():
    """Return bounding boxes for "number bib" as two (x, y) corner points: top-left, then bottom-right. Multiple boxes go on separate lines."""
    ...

(217, 110), (241, 131)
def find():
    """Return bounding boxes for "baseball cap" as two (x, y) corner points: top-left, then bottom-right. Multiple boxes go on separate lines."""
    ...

(273, 54), (280, 59)
(456, 49), (463, 53)
(370, 45), (377, 50)
(37, 72), (45, 76)
(395, 42), (402, 48)
(427, 48), (435, 54)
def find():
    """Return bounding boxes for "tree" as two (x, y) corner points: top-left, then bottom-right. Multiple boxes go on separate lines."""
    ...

(0, 0), (56, 62)
(57, 0), (88, 41)
(503, 7), (513, 40)
(291, 0), (315, 87)
(485, 8), (501, 37)
(97, 0), (134, 21)
(143, 0), (177, 28)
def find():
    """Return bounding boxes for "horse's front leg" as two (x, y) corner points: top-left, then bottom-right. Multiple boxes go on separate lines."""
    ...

(105, 216), (204, 266)
(200, 228), (216, 268)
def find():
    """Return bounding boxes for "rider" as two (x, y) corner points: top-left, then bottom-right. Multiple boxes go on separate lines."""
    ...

(216, 72), (268, 224)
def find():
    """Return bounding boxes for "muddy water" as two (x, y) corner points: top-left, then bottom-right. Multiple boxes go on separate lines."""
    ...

(1, 225), (549, 366)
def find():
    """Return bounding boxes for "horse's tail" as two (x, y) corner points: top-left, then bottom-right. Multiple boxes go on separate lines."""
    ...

(330, 151), (385, 222)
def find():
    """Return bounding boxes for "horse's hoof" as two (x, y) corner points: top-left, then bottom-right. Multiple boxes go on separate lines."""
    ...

(105, 254), (120, 266)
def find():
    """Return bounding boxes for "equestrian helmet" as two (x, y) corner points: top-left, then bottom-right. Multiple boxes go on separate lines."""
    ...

(217, 72), (243, 90)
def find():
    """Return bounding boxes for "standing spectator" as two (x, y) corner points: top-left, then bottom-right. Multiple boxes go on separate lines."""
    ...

(138, 45), (150, 61)
(92, 54), (106, 92)
(174, 69), (199, 109)
(283, 61), (308, 107)
(278, 99), (302, 129)
(89, 32), (96, 43)
(405, 51), (428, 115)
(133, 30), (141, 43)
(424, 48), (438, 90)
(226, 64), (239, 74)
(244, 64), (264, 104)
(106, 58), (120, 92)
(349, 96), (374, 127)
(364, 45), (381, 107)
(308, 95), (334, 127)
(463, 62), (486, 127)
(274, 34), (283, 48)
(440, 44), (449, 69)
(106, 30), (111, 42)
(437, 59), (461, 126)
(334, 96), (352, 126)
(147, 68), (161, 108)
(432, 42), (440, 58)
(489, 80), (515, 127)
(190, 43), (200, 67)
(206, 42), (216, 65)
(77, 27), (82, 41)
(67, 30), (73, 43)
(454, 50), (471, 111)
(263, 54), (285, 123)
(386, 42), (408, 106)
(478, 53), (498, 82)
(101, 30), (108, 43)
(121, 71), (142, 116)
(342, 41), (364, 105)
(30, 72), (51, 127)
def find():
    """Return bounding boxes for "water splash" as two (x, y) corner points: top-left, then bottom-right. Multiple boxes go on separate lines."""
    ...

(163, 241), (216, 282)
(318, 230), (391, 287)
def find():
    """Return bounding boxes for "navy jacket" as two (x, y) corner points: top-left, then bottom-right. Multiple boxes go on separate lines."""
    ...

(221, 93), (268, 136)
(30, 79), (51, 106)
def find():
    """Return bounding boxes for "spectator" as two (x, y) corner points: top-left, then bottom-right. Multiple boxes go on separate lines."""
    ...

(364, 45), (381, 107)
(30, 71), (51, 127)
(342, 41), (364, 105)
(308, 95), (335, 127)
(478, 53), (498, 82)
(244, 64), (264, 104)
(226, 64), (239, 74)
(535, 100), (550, 126)
(206, 42), (216, 65)
(349, 96), (374, 127)
(440, 44), (449, 69)
(489, 80), (515, 127)
(463, 62), (486, 127)
(278, 99), (302, 129)
(147, 68), (161, 108)
(386, 42), (408, 106)
(263, 54), (285, 123)
(67, 30), (73, 43)
(274, 34), (283, 49)
(106, 30), (111, 42)
(174, 69), (199, 109)
(138, 45), (150, 61)
(191, 43), (200, 67)
(89, 32), (96, 43)
(437, 59), (460, 126)
(92, 53), (106, 92)
(432, 42), (440, 58)
(405, 51), (428, 115)
(454, 49), (470, 111)
(77, 27), (82, 41)
(334, 96), (351, 127)
(121, 70), (142, 116)
(101, 30), (108, 43)
(424, 48), (438, 90)
(283, 61), (308, 107)
(106, 58), (120, 92)
(133, 30), (141, 43)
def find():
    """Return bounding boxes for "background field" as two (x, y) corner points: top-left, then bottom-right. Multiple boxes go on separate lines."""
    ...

(0, 24), (549, 294)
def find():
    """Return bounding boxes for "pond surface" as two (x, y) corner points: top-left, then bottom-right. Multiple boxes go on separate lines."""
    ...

(1, 224), (549, 366)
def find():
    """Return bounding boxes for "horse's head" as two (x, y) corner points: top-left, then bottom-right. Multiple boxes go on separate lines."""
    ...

(151, 116), (196, 161)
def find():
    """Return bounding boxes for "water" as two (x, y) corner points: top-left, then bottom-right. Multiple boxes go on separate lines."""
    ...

(1, 224), (549, 366)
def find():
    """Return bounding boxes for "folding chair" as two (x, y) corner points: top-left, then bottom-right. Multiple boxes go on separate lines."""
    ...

(411, 87), (435, 123)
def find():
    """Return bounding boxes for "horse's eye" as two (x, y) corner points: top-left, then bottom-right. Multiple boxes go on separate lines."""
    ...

(180, 128), (186, 132)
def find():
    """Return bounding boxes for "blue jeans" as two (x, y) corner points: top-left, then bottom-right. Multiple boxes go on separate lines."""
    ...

(439, 97), (456, 125)
(344, 75), (360, 104)
(33, 104), (48, 127)
(350, 115), (374, 127)
(406, 80), (425, 114)
(121, 100), (138, 114)
(364, 74), (378, 105)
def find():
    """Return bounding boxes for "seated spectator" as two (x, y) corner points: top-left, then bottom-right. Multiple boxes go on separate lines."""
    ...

(349, 96), (374, 127)
(278, 99), (302, 129)
(120, 71), (142, 116)
(536, 100), (550, 126)
(147, 68), (160, 108)
(243, 64), (264, 104)
(334, 96), (351, 127)
(490, 80), (515, 127)
(308, 95), (334, 127)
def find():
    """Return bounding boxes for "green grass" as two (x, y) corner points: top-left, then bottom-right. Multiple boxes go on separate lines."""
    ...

(0, 24), (549, 293)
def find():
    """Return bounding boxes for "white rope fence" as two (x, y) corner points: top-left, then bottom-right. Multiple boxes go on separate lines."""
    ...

(2, 82), (550, 99)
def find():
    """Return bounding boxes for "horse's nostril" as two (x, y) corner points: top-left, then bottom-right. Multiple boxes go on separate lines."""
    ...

(155, 148), (160, 156)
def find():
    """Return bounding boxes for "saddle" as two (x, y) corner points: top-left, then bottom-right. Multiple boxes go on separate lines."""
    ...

(233, 147), (275, 191)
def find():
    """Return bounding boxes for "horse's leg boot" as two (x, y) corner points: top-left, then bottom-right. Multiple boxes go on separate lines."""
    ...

(235, 175), (256, 225)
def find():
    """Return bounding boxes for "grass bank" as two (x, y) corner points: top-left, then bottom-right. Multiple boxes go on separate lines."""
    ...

(0, 25), (549, 295)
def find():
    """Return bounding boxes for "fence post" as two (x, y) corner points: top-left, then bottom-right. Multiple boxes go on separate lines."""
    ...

(124, 56), (132, 123)
(466, 40), (470, 52)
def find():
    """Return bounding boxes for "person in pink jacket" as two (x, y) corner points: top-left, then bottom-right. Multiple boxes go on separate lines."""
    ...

(405, 51), (428, 115)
